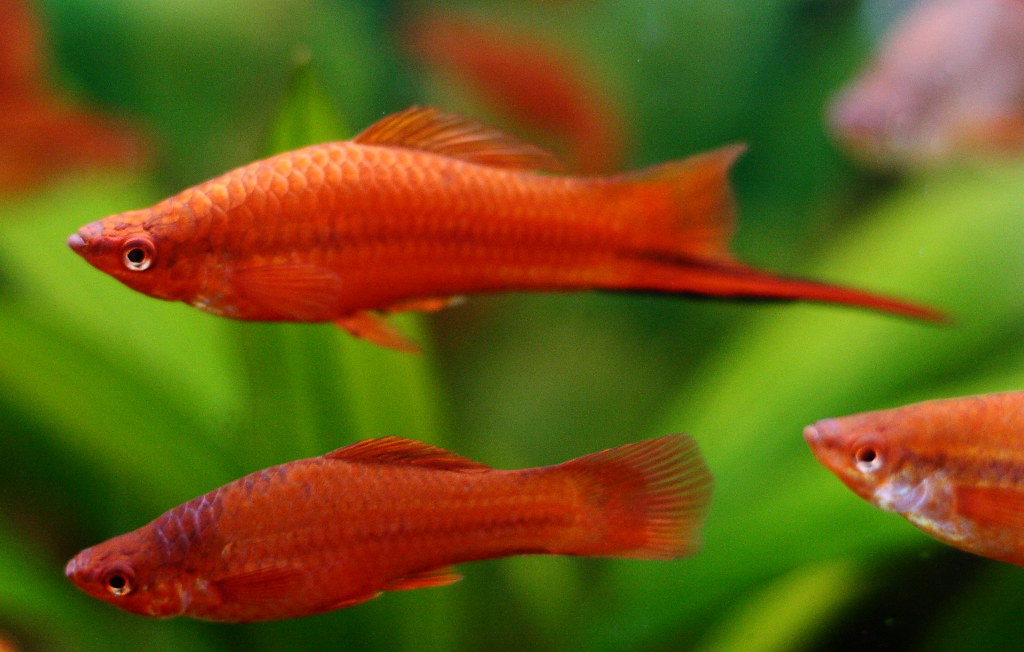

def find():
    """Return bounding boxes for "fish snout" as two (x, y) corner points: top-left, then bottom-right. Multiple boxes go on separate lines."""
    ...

(67, 232), (86, 253)
(65, 548), (93, 585)
(803, 418), (839, 446)
(67, 222), (104, 255)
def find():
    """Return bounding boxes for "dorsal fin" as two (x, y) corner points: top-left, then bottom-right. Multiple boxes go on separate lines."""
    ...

(324, 436), (490, 472)
(353, 106), (563, 171)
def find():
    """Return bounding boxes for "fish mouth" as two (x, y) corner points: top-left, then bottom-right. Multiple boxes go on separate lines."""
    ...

(67, 232), (86, 253)
(803, 418), (838, 446)
(67, 222), (104, 255)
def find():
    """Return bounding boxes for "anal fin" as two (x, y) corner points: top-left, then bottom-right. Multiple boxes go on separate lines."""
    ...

(335, 311), (421, 353)
(387, 566), (462, 592)
(386, 295), (464, 314)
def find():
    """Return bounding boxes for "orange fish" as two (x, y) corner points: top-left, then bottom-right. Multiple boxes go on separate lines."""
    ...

(406, 15), (625, 173)
(0, 0), (145, 190)
(805, 391), (1024, 566)
(65, 434), (712, 622)
(67, 107), (941, 352)
(829, 0), (1024, 165)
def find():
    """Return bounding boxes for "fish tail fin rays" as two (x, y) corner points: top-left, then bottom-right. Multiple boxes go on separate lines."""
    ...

(614, 145), (944, 322)
(619, 258), (947, 322)
(552, 434), (713, 560)
(616, 144), (745, 263)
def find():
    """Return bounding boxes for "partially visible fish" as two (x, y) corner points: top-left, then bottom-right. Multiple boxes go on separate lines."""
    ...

(0, 0), (146, 190)
(67, 107), (942, 352)
(829, 0), (1024, 166)
(66, 434), (712, 622)
(406, 15), (625, 173)
(805, 391), (1024, 565)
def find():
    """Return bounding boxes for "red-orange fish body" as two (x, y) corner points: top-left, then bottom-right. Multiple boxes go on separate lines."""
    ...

(805, 391), (1024, 566)
(66, 435), (712, 622)
(68, 107), (940, 351)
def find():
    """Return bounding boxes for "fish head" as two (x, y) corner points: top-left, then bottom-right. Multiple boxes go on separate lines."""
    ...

(67, 204), (200, 303)
(803, 412), (925, 509)
(66, 529), (190, 618)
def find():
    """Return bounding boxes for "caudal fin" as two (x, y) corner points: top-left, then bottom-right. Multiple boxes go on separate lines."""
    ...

(623, 257), (946, 322)
(554, 434), (713, 560)
(614, 146), (944, 322)
(617, 145), (744, 263)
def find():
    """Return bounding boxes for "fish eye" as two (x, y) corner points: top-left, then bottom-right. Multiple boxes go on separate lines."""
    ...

(103, 566), (135, 596)
(854, 445), (883, 473)
(121, 237), (155, 271)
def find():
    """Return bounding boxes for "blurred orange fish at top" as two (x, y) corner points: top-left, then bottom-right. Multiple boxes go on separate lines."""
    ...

(829, 0), (1024, 166)
(68, 107), (942, 352)
(805, 391), (1024, 566)
(406, 14), (624, 173)
(0, 0), (146, 190)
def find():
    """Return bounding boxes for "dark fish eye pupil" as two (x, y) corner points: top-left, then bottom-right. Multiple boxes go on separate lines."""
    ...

(126, 248), (146, 264)
(108, 574), (126, 589)
(856, 447), (877, 463)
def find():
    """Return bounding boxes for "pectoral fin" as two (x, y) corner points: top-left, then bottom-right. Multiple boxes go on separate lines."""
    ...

(232, 264), (342, 321)
(954, 485), (1024, 530)
(214, 566), (305, 604)
(335, 311), (421, 353)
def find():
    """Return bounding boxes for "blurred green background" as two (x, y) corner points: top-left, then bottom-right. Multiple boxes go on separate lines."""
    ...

(3, 0), (1024, 650)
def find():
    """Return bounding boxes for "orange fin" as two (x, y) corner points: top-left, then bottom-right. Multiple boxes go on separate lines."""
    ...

(385, 295), (465, 314)
(613, 145), (944, 322)
(324, 592), (382, 610)
(552, 434), (712, 560)
(617, 144), (745, 262)
(334, 311), (421, 353)
(233, 264), (341, 321)
(324, 436), (490, 472)
(626, 258), (946, 323)
(387, 566), (463, 591)
(354, 106), (563, 171)
(955, 485), (1024, 530)
(214, 566), (305, 604)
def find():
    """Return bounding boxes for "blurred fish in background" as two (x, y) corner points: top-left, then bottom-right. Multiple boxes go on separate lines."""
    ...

(0, 0), (147, 192)
(829, 0), (1024, 166)
(404, 12), (625, 173)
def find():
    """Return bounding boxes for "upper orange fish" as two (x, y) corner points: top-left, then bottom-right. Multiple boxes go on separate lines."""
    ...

(805, 391), (1024, 566)
(68, 107), (941, 351)
(65, 434), (712, 622)
(406, 15), (625, 173)
(829, 0), (1024, 166)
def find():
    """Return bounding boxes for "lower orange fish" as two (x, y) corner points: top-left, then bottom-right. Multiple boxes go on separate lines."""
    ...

(66, 434), (712, 622)
(68, 107), (941, 352)
(805, 391), (1024, 566)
